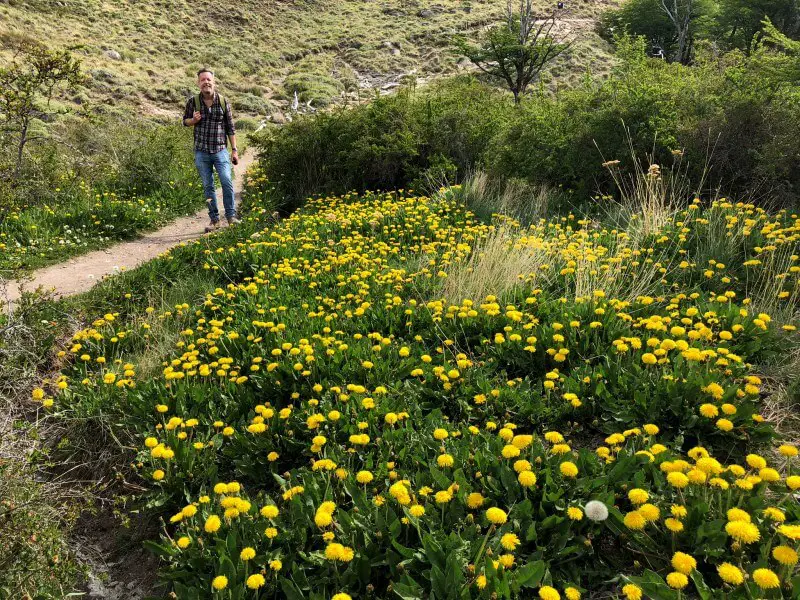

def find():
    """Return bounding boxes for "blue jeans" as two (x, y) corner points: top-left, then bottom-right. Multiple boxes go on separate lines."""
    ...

(194, 149), (235, 222)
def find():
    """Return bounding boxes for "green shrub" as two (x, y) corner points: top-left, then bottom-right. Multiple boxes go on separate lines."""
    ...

(249, 77), (509, 209)
(251, 35), (800, 213)
(283, 71), (343, 107)
(235, 116), (260, 131)
(110, 123), (195, 194)
(489, 34), (800, 204)
(489, 37), (696, 197)
(233, 92), (271, 115)
(1, 115), (195, 211)
(716, 0), (800, 51)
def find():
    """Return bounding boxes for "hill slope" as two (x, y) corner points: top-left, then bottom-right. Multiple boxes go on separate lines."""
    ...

(1, 0), (619, 119)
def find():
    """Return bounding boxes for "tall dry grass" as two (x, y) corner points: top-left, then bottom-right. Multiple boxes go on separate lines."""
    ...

(745, 244), (800, 325)
(441, 223), (555, 303)
(439, 219), (680, 306)
(601, 151), (691, 242)
(440, 160), (683, 305)
(568, 239), (678, 304)
(456, 170), (560, 225)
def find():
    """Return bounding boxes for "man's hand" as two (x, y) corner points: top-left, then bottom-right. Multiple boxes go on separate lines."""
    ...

(231, 150), (239, 165)
(191, 110), (202, 125)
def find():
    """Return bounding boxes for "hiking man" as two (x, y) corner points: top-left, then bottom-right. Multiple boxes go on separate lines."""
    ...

(183, 68), (240, 231)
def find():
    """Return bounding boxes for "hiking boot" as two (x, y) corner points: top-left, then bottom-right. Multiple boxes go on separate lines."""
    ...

(204, 219), (220, 233)
(227, 216), (242, 226)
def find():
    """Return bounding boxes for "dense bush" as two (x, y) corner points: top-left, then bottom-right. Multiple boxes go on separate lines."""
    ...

(601, 0), (800, 58)
(489, 32), (800, 203)
(1, 115), (194, 212)
(283, 71), (343, 107)
(489, 37), (709, 198)
(600, 0), (718, 62)
(251, 34), (800, 209)
(249, 78), (508, 210)
(715, 0), (800, 51)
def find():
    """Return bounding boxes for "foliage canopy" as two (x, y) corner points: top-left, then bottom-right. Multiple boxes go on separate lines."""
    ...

(455, 1), (568, 103)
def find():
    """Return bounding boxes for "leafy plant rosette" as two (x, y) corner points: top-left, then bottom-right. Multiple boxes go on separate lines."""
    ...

(146, 424), (800, 599)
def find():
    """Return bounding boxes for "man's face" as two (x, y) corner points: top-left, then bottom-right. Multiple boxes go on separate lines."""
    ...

(198, 72), (215, 95)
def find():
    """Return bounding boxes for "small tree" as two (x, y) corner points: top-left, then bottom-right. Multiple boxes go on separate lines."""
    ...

(716, 0), (800, 53)
(0, 34), (82, 180)
(455, 0), (569, 104)
(602, 0), (715, 64)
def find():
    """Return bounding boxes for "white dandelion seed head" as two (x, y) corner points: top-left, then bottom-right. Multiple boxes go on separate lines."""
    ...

(585, 500), (609, 522)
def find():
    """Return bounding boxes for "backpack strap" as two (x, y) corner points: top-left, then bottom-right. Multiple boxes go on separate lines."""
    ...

(196, 93), (228, 118)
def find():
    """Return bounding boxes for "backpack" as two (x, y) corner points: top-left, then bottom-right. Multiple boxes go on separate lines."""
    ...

(194, 93), (228, 118)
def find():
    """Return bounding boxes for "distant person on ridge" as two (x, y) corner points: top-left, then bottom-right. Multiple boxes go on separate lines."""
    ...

(183, 68), (240, 232)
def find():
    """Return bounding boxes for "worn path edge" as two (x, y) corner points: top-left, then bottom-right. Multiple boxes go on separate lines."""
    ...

(2, 149), (255, 309)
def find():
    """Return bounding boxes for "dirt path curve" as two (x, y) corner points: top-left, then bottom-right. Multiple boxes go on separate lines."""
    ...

(3, 149), (256, 308)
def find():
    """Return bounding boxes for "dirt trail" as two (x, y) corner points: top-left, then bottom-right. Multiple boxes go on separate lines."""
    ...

(2, 149), (255, 308)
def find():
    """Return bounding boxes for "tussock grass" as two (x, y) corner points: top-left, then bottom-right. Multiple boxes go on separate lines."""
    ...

(441, 164), (683, 305)
(688, 201), (749, 274)
(681, 195), (799, 326)
(458, 170), (559, 225)
(439, 221), (675, 307)
(441, 222), (554, 303)
(761, 345), (800, 446)
(762, 382), (800, 446)
(568, 236), (677, 304)
(600, 144), (693, 244)
(745, 244), (800, 326)
(440, 234), (626, 307)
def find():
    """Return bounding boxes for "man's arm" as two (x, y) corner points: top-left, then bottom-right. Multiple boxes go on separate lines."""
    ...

(224, 99), (238, 163)
(228, 134), (239, 164)
(183, 97), (200, 127)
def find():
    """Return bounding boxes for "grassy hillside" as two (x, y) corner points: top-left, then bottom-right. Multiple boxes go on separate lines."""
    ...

(1, 0), (619, 118)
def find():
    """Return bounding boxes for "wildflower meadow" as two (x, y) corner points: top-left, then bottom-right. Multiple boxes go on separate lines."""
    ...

(35, 183), (800, 599)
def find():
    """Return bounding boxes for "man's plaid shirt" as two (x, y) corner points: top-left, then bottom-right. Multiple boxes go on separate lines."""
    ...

(183, 93), (235, 154)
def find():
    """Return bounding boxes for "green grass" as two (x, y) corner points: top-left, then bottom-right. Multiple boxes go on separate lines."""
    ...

(0, 460), (82, 598)
(0, 178), (199, 274)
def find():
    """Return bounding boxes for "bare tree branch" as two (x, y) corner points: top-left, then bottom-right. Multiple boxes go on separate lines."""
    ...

(660, 0), (695, 63)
